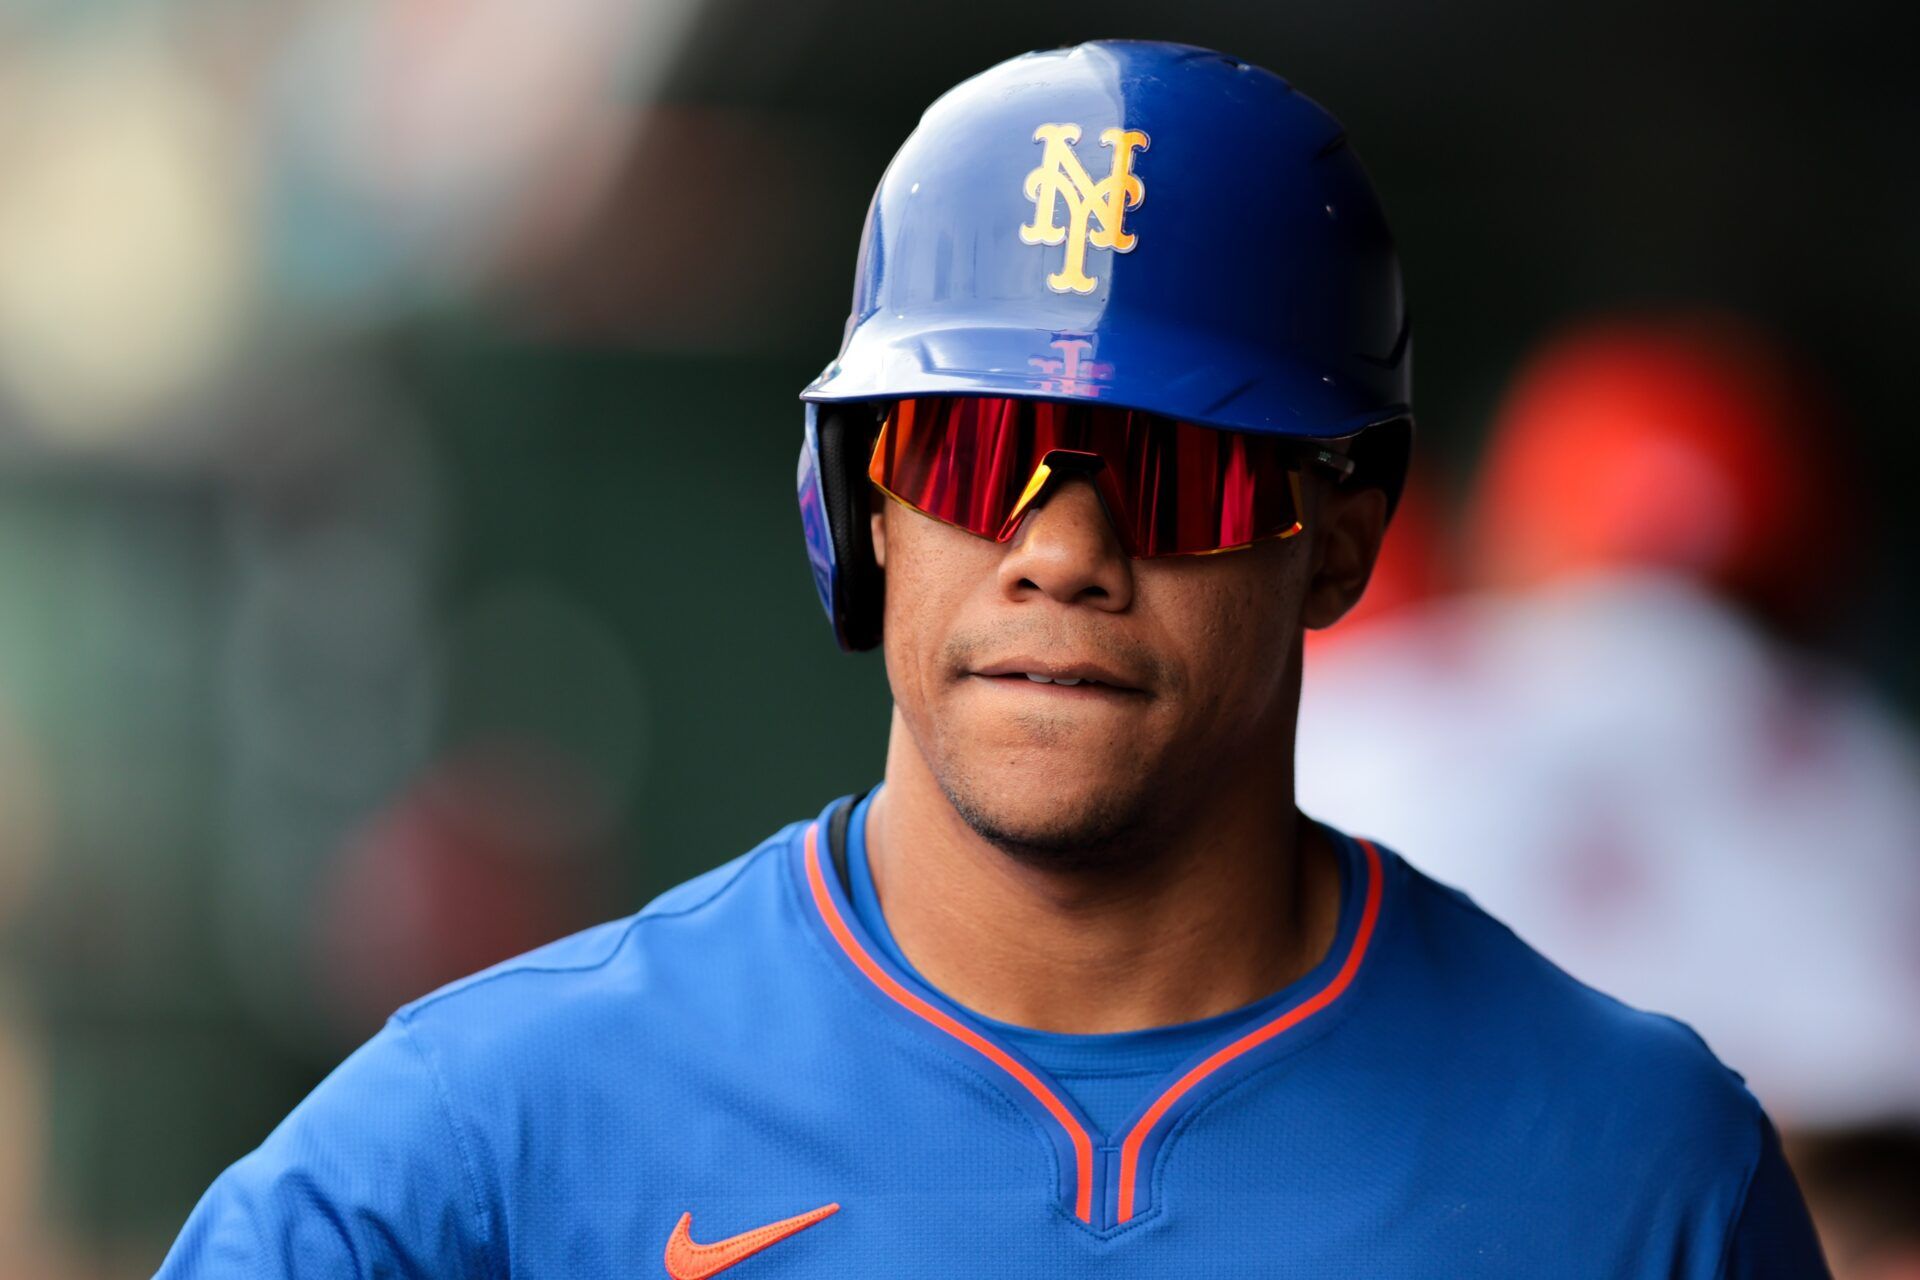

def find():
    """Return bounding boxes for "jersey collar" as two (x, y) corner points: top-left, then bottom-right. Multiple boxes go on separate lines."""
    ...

(789, 792), (1390, 1232)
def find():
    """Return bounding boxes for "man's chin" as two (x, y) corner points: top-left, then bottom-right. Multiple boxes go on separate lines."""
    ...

(938, 775), (1156, 874)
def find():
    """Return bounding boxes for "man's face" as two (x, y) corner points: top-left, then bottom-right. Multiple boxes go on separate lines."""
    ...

(872, 445), (1385, 867)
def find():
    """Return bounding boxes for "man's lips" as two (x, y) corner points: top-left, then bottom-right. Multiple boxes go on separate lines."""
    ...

(968, 657), (1146, 693)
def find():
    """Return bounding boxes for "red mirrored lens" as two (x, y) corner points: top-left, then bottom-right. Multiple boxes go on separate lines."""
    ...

(867, 397), (1306, 556)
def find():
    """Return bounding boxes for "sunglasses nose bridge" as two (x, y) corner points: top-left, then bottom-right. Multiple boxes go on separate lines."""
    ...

(995, 449), (1134, 551)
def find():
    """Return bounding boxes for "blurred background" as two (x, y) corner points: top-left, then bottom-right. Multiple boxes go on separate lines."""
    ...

(0, 1), (1913, 1275)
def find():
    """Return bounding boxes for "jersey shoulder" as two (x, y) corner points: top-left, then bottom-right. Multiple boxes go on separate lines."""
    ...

(154, 820), (830, 1278)
(391, 819), (810, 1055)
(1385, 849), (1772, 1178)
(1360, 845), (1825, 1276)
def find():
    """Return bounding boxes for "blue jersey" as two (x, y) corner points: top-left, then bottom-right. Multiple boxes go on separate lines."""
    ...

(157, 793), (1827, 1277)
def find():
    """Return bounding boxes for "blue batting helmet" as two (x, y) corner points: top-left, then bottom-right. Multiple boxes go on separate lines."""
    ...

(796, 39), (1414, 650)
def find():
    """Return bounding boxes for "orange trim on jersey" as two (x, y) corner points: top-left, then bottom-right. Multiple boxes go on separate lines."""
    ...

(1114, 837), (1386, 1223)
(802, 824), (1098, 1224)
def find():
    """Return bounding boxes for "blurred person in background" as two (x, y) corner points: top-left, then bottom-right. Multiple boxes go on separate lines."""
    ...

(1299, 315), (1920, 1277)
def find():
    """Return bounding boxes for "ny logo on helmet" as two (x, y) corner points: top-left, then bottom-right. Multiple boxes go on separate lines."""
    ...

(1019, 123), (1149, 294)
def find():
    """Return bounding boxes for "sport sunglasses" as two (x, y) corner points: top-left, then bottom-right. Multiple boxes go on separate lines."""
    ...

(866, 396), (1357, 558)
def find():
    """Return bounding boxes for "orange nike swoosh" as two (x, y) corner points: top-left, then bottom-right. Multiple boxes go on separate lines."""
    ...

(662, 1203), (839, 1279)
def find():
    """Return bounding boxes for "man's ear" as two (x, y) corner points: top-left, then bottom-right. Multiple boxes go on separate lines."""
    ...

(870, 510), (888, 568)
(1302, 482), (1390, 630)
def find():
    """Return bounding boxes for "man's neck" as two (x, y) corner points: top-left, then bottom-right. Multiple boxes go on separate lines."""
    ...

(864, 716), (1343, 1035)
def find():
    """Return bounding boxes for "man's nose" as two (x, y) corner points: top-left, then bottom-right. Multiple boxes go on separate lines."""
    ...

(996, 473), (1135, 612)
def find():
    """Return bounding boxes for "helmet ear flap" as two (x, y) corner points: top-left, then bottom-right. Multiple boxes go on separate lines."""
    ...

(797, 401), (886, 651)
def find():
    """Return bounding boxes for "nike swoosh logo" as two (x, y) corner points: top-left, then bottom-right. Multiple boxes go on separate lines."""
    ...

(662, 1203), (839, 1279)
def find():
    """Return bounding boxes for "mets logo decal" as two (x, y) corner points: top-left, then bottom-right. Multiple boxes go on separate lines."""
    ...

(1019, 123), (1149, 294)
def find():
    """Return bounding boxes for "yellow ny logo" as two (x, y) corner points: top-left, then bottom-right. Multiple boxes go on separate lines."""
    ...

(1019, 123), (1149, 294)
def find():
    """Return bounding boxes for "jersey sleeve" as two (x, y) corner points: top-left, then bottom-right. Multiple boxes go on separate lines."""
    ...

(1720, 1113), (1830, 1279)
(154, 1015), (498, 1280)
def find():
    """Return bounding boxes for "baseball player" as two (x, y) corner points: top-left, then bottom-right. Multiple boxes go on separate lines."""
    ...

(157, 42), (1828, 1277)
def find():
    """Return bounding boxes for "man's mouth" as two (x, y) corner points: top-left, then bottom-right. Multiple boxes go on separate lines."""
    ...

(969, 659), (1145, 694)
